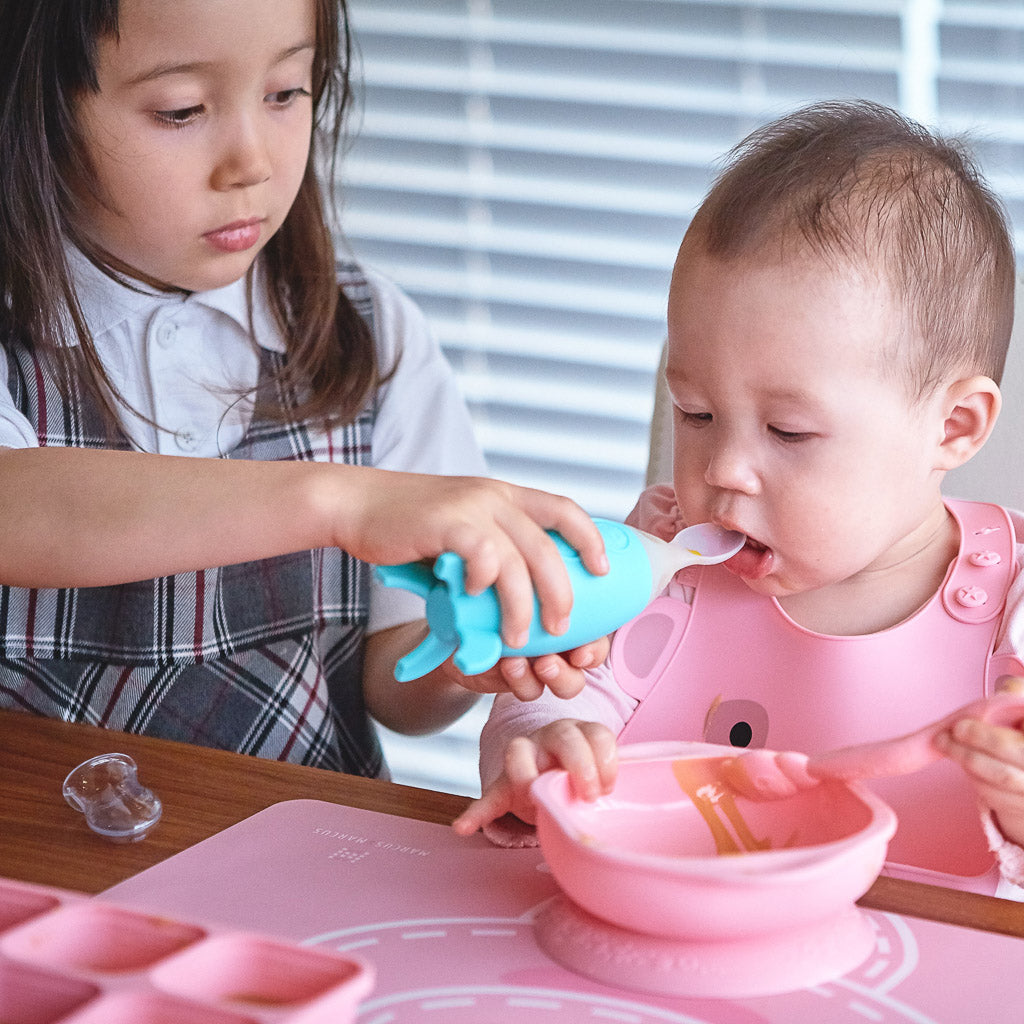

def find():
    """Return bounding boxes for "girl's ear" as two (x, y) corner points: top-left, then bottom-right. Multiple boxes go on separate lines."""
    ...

(936, 375), (1002, 470)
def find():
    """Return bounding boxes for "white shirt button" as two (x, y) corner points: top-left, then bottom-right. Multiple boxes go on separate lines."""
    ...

(174, 429), (199, 452)
(155, 321), (178, 348)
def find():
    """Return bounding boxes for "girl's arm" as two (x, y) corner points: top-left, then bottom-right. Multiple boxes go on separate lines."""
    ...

(362, 622), (479, 735)
(0, 446), (607, 648)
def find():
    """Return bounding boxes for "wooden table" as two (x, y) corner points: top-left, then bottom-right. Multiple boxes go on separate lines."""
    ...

(3, 709), (1024, 941)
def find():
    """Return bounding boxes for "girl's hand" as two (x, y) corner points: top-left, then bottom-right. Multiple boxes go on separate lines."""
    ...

(442, 635), (611, 702)
(339, 470), (608, 653)
(452, 719), (618, 835)
(934, 678), (1024, 847)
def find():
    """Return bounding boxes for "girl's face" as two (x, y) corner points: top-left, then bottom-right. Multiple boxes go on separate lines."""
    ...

(74, 0), (317, 292)
(666, 239), (954, 611)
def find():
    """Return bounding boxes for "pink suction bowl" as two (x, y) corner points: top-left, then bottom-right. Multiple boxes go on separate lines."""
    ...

(530, 741), (898, 997)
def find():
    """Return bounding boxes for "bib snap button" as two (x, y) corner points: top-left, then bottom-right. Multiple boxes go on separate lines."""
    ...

(956, 585), (988, 608)
(968, 550), (1002, 567)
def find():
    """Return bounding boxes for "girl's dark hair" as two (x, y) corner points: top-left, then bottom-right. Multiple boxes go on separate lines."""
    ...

(689, 100), (1016, 396)
(0, 0), (379, 436)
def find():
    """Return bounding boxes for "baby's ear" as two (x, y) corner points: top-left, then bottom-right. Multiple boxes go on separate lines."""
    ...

(936, 375), (1001, 470)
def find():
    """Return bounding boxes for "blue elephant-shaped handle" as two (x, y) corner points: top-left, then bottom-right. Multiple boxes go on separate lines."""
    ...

(374, 518), (654, 680)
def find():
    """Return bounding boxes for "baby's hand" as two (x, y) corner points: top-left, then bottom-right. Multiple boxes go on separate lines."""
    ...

(625, 482), (682, 540)
(442, 636), (610, 702)
(934, 678), (1024, 847)
(452, 719), (618, 836)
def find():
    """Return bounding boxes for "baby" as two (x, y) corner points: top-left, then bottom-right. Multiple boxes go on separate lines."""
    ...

(455, 100), (1024, 897)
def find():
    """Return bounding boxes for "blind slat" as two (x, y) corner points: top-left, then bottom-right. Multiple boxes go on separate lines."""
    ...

(355, 15), (901, 70)
(345, 159), (698, 216)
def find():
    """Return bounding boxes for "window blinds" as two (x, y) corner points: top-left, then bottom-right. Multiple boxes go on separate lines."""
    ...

(343, 0), (1024, 795)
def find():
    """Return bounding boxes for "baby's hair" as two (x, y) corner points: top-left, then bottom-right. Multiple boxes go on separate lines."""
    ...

(688, 100), (1016, 395)
(0, 0), (379, 436)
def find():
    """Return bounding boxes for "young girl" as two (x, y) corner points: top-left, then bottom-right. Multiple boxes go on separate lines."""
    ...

(0, 0), (608, 776)
(456, 102), (1024, 897)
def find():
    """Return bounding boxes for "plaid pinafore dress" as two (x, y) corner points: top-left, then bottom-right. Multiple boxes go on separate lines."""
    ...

(0, 267), (385, 776)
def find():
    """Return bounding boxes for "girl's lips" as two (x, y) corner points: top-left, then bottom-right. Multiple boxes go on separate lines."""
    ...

(203, 219), (262, 253)
(724, 537), (774, 581)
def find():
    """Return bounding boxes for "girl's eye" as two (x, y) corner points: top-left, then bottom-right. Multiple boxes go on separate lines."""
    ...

(266, 87), (311, 107)
(154, 105), (204, 128)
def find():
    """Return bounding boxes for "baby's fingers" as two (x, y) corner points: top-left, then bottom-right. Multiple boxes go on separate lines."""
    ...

(512, 638), (610, 696)
(566, 635), (611, 671)
(452, 779), (517, 836)
(579, 721), (619, 795)
(937, 718), (1024, 796)
(532, 720), (617, 802)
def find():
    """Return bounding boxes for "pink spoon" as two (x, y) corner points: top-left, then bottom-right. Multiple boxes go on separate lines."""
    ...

(724, 690), (1024, 799)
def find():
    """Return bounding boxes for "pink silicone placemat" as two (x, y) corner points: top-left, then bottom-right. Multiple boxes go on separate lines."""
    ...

(103, 799), (1023, 1023)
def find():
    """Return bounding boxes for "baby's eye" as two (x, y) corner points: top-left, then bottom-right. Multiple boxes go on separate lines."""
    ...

(768, 426), (814, 443)
(677, 409), (712, 428)
(266, 87), (311, 107)
(154, 105), (204, 128)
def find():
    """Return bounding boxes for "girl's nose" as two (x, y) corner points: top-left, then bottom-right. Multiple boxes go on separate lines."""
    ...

(212, 118), (272, 191)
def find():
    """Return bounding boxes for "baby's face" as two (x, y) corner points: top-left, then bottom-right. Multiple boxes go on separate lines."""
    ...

(666, 240), (950, 603)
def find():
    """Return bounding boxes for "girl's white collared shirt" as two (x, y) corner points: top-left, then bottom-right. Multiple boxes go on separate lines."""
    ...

(0, 252), (487, 633)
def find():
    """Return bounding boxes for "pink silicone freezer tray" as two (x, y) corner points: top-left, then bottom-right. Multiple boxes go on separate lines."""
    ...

(98, 799), (1024, 1023)
(0, 876), (372, 1024)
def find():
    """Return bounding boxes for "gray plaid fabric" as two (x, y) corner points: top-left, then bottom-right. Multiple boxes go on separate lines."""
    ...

(0, 265), (385, 776)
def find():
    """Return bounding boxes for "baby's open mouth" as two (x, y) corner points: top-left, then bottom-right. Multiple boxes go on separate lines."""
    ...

(724, 536), (773, 581)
